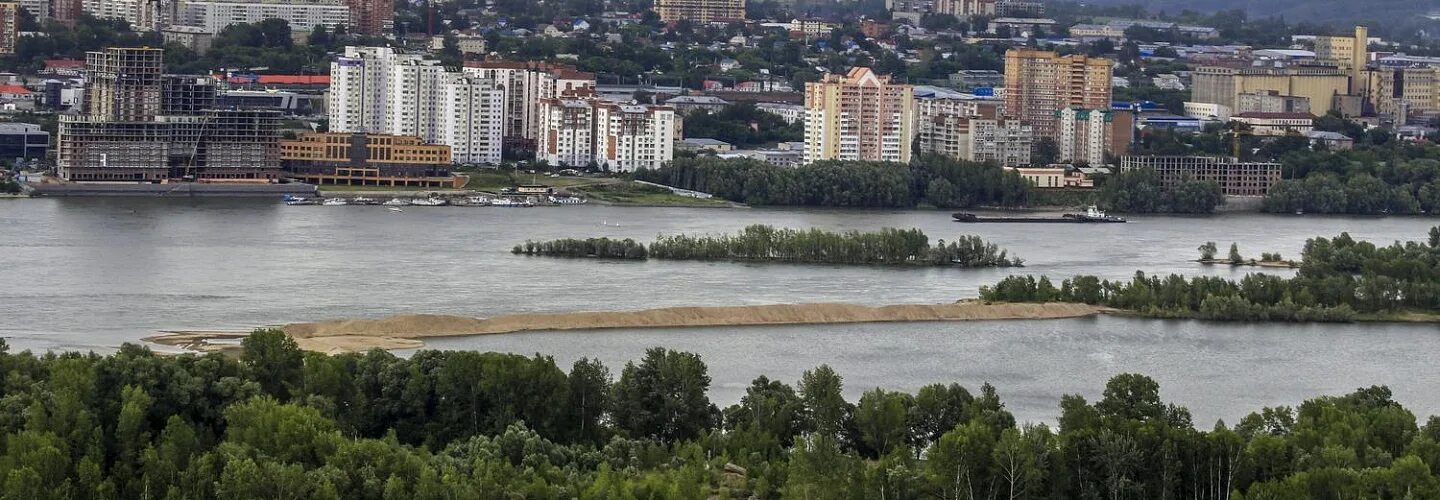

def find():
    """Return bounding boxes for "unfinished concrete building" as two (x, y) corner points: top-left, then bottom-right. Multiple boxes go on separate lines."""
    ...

(57, 47), (281, 182)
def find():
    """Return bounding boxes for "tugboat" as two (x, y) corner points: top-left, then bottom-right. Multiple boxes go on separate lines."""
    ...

(954, 206), (1126, 223)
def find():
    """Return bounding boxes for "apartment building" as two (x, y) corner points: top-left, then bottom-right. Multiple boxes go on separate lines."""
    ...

(933, 0), (994, 17)
(1056, 108), (1132, 165)
(57, 47), (281, 182)
(654, 0), (744, 23)
(345, 0), (391, 35)
(179, 0), (349, 34)
(970, 118), (1033, 167)
(535, 98), (675, 171)
(463, 60), (596, 151)
(328, 47), (507, 164)
(593, 102), (675, 172)
(755, 102), (804, 124)
(0, 3), (17, 55)
(536, 98), (596, 167)
(1003, 48), (1112, 139)
(803, 67), (914, 164)
(1121, 156), (1281, 196)
(438, 75), (505, 165)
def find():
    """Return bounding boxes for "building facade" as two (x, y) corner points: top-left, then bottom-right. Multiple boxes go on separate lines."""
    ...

(328, 47), (509, 163)
(970, 118), (1033, 167)
(1192, 66), (1349, 115)
(0, 122), (49, 161)
(654, 0), (744, 23)
(1231, 112), (1315, 136)
(803, 67), (914, 164)
(1236, 90), (1312, 114)
(57, 48), (281, 182)
(536, 98), (597, 167)
(280, 133), (457, 188)
(0, 3), (17, 55)
(345, 0), (391, 35)
(933, 0), (994, 17)
(1003, 48), (1112, 139)
(463, 60), (597, 151)
(179, 0), (349, 34)
(1313, 26), (1369, 94)
(1120, 155), (1282, 196)
(593, 102), (674, 172)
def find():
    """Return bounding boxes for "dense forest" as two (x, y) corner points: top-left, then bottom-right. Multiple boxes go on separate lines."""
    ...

(3, 332), (1440, 498)
(514, 225), (1023, 267)
(980, 227), (1440, 321)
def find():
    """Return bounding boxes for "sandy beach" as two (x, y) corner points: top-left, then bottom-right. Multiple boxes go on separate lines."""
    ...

(146, 301), (1108, 354)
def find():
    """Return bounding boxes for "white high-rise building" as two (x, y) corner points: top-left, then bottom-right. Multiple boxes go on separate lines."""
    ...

(593, 102), (674, 172)
(439, 74), (505, 165)
(329, 46), (508, 164)
(463, 61), (596, 150)
(179, 0), (350, 34)
(536, 98), (597, 167)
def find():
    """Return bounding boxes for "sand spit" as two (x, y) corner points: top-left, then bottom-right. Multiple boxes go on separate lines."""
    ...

(146, 302), (1106, 354)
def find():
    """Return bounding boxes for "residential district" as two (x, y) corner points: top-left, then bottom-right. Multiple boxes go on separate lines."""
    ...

(0, 0), (1437, 204)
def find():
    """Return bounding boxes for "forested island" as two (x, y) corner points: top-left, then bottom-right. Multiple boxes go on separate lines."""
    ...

(980, 227), (1440, 322)
(634, 156), (1229, 213)
(3, 333), (1438, 498)
(513, 225), (1023, 267)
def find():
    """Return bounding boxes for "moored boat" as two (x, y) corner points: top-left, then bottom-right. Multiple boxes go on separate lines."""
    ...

(954, 206), (1126, 223)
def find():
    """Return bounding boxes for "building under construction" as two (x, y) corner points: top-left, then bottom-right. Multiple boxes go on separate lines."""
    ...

(56, 47), (281, 182)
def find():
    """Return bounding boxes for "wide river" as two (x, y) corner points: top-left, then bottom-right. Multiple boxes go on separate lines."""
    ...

(4, 197), (1438, 424)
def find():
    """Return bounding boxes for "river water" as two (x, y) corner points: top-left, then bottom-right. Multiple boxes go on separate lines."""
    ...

(3, 197), (1438, 424)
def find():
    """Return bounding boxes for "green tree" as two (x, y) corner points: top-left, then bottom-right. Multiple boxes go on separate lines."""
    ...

(241, 329), (304, 400)
(611, 348), (716, 442)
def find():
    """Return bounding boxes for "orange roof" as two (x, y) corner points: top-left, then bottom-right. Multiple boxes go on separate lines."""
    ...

(255, 75), (329, 85)
(0, 85), (32, 95)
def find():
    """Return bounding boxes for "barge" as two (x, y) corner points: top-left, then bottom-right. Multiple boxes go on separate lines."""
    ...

(953, 206), (1126, 223)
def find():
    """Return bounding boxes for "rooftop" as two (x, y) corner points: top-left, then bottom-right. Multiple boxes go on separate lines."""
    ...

(1234, 112), (1316, 119)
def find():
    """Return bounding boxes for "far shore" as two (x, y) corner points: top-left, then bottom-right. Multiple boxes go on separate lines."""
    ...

(145, 301), (1108, 354)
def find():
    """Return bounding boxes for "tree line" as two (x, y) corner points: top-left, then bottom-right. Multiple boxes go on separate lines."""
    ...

(2, 334), (1439, 498)
(515, 224), (1024, 267)
(979, 227), (1440, 321)
(633, 156), (1032, 209)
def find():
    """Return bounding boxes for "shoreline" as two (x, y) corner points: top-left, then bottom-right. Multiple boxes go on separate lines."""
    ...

(145, 301), (1108, 354)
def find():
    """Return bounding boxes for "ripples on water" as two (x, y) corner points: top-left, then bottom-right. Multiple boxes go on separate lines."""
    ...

(4, 198), (1438, 423)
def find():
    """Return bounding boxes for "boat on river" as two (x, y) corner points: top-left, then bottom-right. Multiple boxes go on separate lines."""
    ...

(953, 206), (1126, 223)
(282, 195), (319, 206)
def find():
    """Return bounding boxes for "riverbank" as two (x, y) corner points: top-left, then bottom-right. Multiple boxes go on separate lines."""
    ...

(145, 301), (1107, 354)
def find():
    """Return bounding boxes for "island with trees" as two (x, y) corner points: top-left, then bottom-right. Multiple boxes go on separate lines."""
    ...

(514, 224), (1023, 267)
(980, 227), (1440, 322)
(0, 332), (1437, 498)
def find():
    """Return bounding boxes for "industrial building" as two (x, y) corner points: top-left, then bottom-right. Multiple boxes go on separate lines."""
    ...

(1120, 155), (1282, 196)
(1191, 66), (1350, 115)
(0, 123), (49, 161)
(55, 47), (282, 182)
(280, 133), (459, 188)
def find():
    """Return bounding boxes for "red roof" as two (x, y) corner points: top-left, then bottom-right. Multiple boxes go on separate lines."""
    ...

(0, 85), (32, 95)
(256, 75), (329, 85)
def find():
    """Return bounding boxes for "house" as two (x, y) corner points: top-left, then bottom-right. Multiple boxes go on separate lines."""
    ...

(1306, 130), (1354, 150)
(572, 19), (591, 31)
(717, 58), (740, 71)
(0, 84), (33, 101)
(665, 95), (729, 115)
